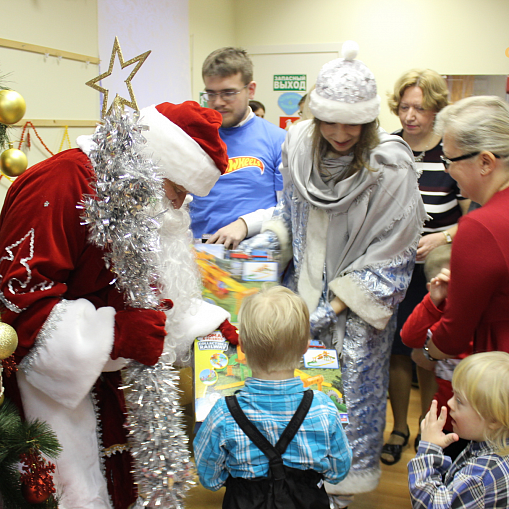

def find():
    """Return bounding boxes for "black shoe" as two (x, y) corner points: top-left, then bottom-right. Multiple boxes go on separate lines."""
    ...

(380, 428), (410, 465)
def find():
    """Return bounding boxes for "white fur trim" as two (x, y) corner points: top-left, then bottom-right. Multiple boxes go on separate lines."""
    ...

(325, 466), (381, 495)
(242, 207), (276, 238)
(309, 89), (381, 124)
(139, 105), (220, 197)
(171, 298), (230, 362)
(329, 274), (392, 330)
(20, 299), (116, 409)
(102, 357), (128, 372)
(261, 219), (293, 269)
(17, 371), (112, 509)
(296, 207), (328, 313)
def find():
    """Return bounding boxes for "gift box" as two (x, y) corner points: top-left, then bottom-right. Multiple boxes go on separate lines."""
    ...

(194, 244), (279, 322)
(194, 331), (348, 425)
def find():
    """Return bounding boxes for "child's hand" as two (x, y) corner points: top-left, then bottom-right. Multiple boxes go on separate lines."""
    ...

(420, 400), (459, 450)
(429, 268), (450, 307)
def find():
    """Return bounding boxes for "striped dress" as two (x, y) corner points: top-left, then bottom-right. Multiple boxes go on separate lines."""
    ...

(393, 129), (465, 237)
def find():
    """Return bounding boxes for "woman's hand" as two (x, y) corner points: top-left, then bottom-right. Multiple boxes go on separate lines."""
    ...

(416, 232), (448, 262)
(330, 296), (347, 314)
(420, 400), (459, 449)
(429, 268), (450, 307)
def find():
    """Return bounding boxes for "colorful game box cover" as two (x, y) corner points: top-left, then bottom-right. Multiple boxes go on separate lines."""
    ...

(194, 244), (279, 322)
(194, 331), (348, 425)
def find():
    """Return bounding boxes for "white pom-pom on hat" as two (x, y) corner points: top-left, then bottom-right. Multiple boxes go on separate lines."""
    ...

(342, 40), (359, 61)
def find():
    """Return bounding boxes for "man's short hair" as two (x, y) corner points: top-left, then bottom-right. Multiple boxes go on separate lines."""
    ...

(249, 100), (265, 112)
(424, 244), (452, 282)
(202, 47), (253, 85)
(238, 286), (310, 373)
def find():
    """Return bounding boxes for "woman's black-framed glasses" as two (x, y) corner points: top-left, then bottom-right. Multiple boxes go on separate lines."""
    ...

(202, 85), (248, 103)
(440, 151), (500, 170)
(440, 152), (479, 169)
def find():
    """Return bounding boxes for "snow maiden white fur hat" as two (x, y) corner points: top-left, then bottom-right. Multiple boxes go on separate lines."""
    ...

(309, 41), (381, 124)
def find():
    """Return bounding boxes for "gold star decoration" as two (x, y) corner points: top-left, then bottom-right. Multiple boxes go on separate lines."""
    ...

(86, 36), (151, 118)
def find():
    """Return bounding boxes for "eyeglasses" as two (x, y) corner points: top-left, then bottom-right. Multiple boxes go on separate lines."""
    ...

(202, 85), (248, 103)
(440, 152), (479, 169)
(440, 151), (500, 169)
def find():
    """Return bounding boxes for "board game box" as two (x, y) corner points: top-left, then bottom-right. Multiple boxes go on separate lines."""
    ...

(194, 331), (348, 425)
(194, 244), (279, 322)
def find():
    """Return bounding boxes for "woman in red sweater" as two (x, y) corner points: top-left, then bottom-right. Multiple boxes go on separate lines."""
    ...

(423, 96), (509, 360)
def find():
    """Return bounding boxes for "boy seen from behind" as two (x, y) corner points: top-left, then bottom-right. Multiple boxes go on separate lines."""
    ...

(408, 351), (509, 508)
(194, 286), (352, 508)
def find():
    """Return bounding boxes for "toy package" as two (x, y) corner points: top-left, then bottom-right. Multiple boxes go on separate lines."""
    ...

(194, 244), (279, 322)
(194, 331), (348, 425)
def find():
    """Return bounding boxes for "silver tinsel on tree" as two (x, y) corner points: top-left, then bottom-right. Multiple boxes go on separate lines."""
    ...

(80, 108), (194, 508)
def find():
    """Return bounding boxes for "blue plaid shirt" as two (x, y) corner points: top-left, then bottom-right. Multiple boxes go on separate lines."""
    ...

(194, 377), (352, 491)
(408, 440), (509, 508)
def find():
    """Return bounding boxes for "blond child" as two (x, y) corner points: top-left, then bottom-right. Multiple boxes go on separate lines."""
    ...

(402, 245), (472, 460)
(408, 352), (509, 508)
(194, 286), (352, 508)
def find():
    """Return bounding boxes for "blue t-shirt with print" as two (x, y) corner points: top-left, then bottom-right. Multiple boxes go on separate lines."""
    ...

(190, 115), (286, 238)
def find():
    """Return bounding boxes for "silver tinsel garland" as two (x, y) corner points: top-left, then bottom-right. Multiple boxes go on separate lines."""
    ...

(81, 109), (194, 507)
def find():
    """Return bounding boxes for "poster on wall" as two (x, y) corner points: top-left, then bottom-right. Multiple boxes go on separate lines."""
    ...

(275, 76), (306, 130)
(273, 74), (307, 92)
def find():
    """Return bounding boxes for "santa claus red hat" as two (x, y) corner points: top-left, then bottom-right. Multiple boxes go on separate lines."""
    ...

(139, 101), (228, 196)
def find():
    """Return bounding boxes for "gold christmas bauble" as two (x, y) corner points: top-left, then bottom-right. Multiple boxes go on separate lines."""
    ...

(0, 392), (4, 406)
(0, 144), (28, 177)
(0, 89), (26, 125)
(0, 322), (18, 359)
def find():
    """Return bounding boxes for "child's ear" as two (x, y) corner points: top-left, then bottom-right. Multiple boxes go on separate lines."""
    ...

(487, 419), (501, 431)
(238, 336), (244, 353)
(426, 282), (431, 292)
(302, 339), (310, 355)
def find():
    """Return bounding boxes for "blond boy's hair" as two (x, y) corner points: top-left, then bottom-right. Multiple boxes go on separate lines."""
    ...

(453, 351), (509, 454)
(238, 286), (310, 374)
(424, 244), (452, 282)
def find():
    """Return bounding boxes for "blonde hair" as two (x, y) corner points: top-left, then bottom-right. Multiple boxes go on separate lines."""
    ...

(238, 285), (310, 374)
(423, 244), (452, 282)
(388, 69), (449, 115)
(452, 352), (509, 454)
(311, 118), (380, 175)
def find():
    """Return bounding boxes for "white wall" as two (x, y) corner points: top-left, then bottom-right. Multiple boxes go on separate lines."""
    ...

(0, 0), (99, 202)
(228, 0), (509, 132)
(0, 0), (191, 204)
(97, 0), (191, 109)
(189, 0), (236, 99)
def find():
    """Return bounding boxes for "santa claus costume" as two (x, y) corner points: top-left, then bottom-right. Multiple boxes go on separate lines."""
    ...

(0, 102), (232, 509)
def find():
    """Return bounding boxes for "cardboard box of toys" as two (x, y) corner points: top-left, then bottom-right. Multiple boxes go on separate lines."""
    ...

(194, 244), (279, 322)
(194, 332), (348, 425)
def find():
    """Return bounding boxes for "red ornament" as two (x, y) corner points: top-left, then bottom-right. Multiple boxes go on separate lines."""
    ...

(19, 450), (56, 505)
(2, 355), (17, 376)
(21, 481), (51, 504)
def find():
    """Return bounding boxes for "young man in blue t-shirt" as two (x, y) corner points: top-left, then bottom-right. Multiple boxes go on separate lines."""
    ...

(190, 47), (286, 248)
